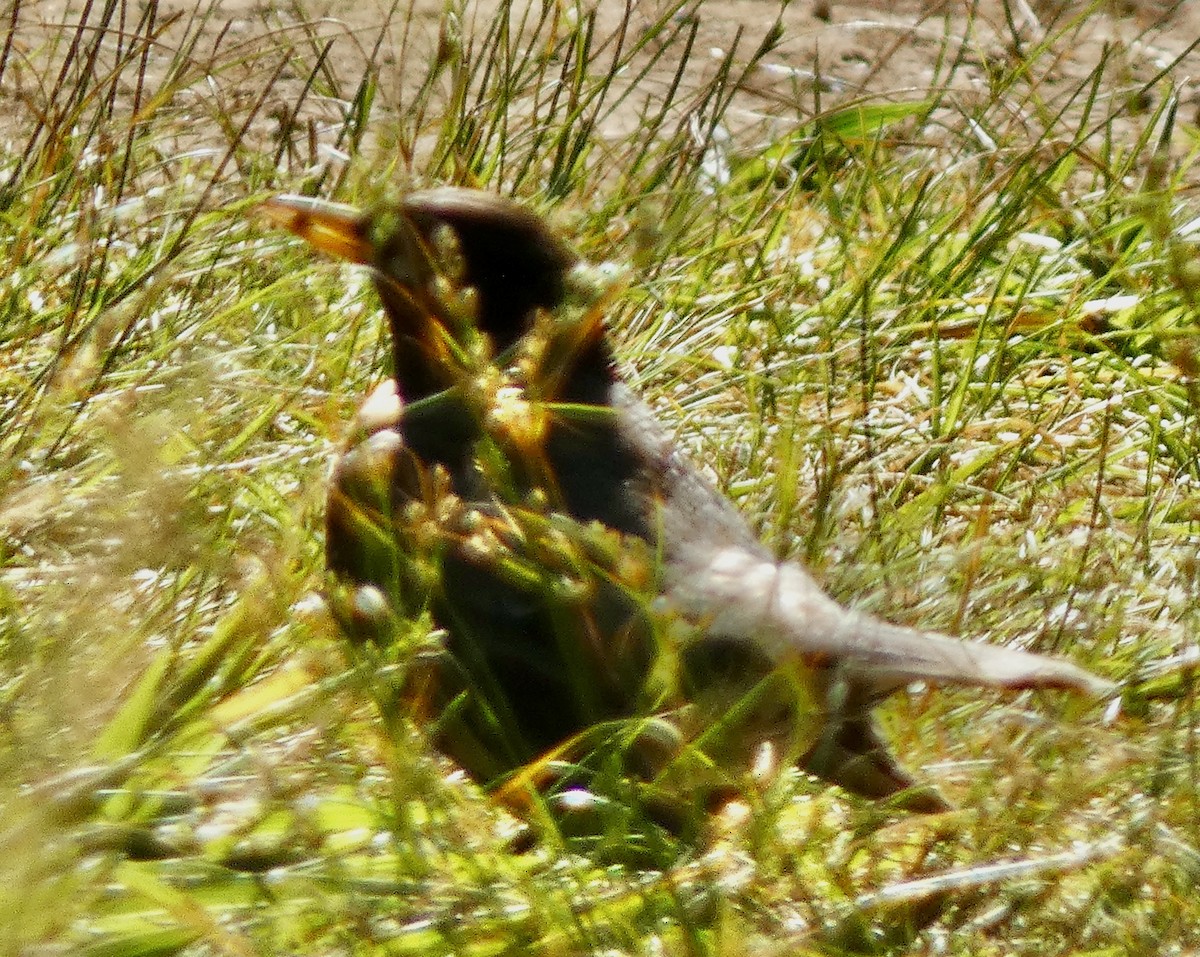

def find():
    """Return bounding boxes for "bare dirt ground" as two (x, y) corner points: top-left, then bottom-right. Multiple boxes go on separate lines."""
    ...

(13, 1), (1200, 187)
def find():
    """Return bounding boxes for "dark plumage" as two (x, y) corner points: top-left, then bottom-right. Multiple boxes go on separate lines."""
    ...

(264, 189), (1112, 830)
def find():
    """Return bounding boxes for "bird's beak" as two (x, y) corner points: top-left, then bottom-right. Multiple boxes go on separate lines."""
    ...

(260, 195), (372, 265)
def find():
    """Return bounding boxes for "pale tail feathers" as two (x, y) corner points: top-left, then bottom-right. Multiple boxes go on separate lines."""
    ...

(669, 545), (1114, 700)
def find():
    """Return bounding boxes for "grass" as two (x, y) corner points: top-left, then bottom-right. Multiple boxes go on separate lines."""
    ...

(2, 0), (1199, 953)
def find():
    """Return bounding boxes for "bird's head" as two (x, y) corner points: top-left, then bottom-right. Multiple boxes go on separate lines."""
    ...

(262, 189), (582, 373)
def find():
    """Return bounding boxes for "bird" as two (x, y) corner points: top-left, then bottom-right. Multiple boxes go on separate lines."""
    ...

(262, 188), (1113, 837)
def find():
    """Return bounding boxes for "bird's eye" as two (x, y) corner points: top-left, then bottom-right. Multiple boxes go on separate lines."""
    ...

(369, 209), (433, 288)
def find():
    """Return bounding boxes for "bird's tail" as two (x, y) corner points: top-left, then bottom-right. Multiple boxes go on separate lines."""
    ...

(668, 545), (1115, 700)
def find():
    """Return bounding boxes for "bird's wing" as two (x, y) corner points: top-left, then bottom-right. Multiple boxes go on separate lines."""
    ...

(609, 388), (1112, 701)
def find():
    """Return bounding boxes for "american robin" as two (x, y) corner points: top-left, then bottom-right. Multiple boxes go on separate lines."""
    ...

(263, 189), (1112, 830)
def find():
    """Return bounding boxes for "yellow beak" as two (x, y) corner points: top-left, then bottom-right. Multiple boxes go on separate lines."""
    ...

(260, 194), (372, 265)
